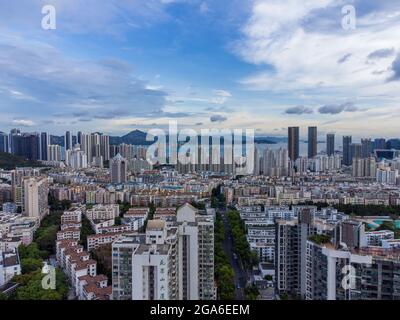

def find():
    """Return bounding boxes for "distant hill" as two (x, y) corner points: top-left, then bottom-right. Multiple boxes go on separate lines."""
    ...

(255, 136), (287, 144)
(110, 130), (155, 146)
(254, 138), (278, 144)
(0, 152), (42, 170)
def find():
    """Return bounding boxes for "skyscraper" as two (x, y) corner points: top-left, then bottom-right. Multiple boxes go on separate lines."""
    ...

(47, 145), (62, 161)
(77, 131), (82, 145)
(342, 136), (352, 166)
(40, 132), (49, 161)
(112, 234), (146, 300)
(80, 133), (92, 163)
(65, 146), (88, 169)
(326, 134), (335, 156)
(112, 203), (215, 301)
(23, 177), (49, 220)
(361, 138), (373, 158)
(12, 133), (40, 161)
(288, 127), (299, 161)
(65, 131), (72, 151)
(350, 143), (362, 161)
(110, 154), (128, 184)
(176, 203), (214, 300)
(9, 128), (20, 154)
(374, 138), (386, 150)
(261, 148), (289, 177)
(308, 127), (317, 159)
(0, 132), (8, 153)
(100, 134), (110, 162)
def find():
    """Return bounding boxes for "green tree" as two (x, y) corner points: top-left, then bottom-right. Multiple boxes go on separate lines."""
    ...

(21, 258), (43, 274)
(18, 243), (43, 260)
(0, 292), (8, 300)
(376, 221), (395, 232)
(245, 285), (259, 300)
(13, 269), (68, 300)
(91, 245), (112, 283)
(80, 214), (95, 249)
(35, 225), (59, 256)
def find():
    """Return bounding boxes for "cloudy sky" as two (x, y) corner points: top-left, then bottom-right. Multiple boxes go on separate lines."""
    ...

(0, 0), (400, 139)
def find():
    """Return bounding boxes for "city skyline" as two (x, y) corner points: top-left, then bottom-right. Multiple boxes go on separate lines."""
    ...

(3, 1), (400, 305)
(0, 1), (400, 138)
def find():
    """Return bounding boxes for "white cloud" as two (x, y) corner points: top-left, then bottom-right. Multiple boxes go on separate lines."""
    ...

(0, 0), (177, 36)
(200, 2), (210, 13)
(0, 32), (168, 129)
(211, 89), (232, 104)
(234, 0), (400, 100)
(12, 119), (35, 127)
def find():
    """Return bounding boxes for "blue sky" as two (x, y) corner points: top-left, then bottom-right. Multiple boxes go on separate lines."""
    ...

(0, 0), (400, 139)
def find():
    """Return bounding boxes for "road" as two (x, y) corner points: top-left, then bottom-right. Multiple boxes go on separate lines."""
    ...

(219, 207), (248, 300)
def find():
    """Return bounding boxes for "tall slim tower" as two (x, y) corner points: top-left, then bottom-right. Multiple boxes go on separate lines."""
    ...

(343, 136), (352, 166)
(326, 134), (335, 156)
(65, 131), (72, 151)
(361, 138), (373, 158)
(40, 132), (49, 161)
(100, 134), (110, 162)
(77, 131), (82, 145)
(9, 128), (20, 154)
(111, 154), (128, 184)
(0, 132), (9, 153)
(288, 127), (299, 161)
(308, 127), (317, 159)
(350, 143), (362, 160)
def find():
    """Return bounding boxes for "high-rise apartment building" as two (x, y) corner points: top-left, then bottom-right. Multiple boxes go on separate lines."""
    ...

(110, 154), (128, 184)
(112, 203), (215, 301)
(23, 177), (49, 220)
(308, 127), (317, 159)
(352, 157), (376, 178)
(80, 133), (92, 163)
(361, 138), (373, 158)
(374, 138), (386, 150)
(11, 133), (40, 161)
(176, 203), (214, 300)
(65, 146), (88, 169)
(48, 145), (62, 162)
(131, 220), (178, 300)
(342, 136), (352, 166)
(350, 143), (362, 162)
(11, 168), (40, 211)
(275, 208), (341, 298)
(288, 127), (299, 161)
(261, 148), (289, 177)
(9, 128), (20, 154)
(111, 234), (146, 300)
(100, 134), (110, 162)
(305, 229), (400, 300)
